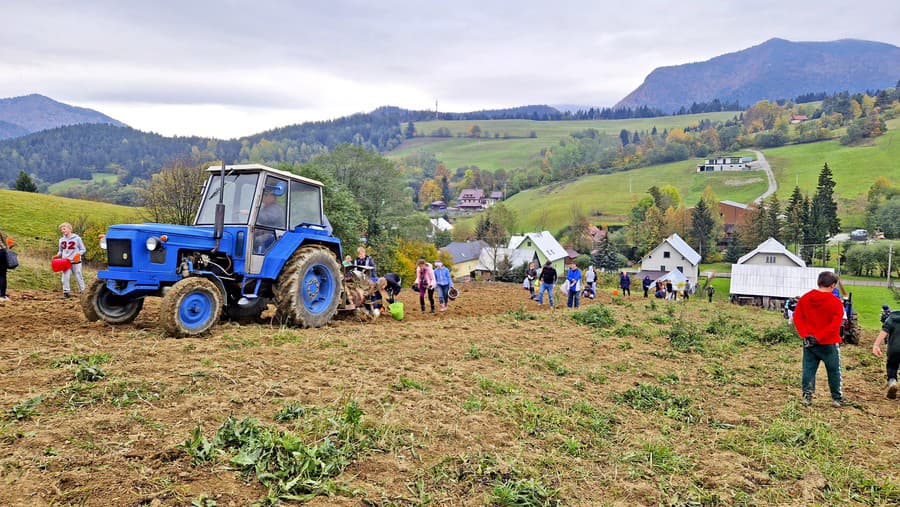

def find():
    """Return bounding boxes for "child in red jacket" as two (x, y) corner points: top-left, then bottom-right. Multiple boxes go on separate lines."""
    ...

(793, 271), (845, 407)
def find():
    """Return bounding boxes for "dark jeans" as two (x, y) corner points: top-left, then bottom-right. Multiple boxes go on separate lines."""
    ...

(802, 344), (843, 401)
(419, 287), (434, 311)
(621, 286), (630, 296)
(886, 336), (900, 381)
(437, 284), (450, 305)
(567, 289), (580, 308)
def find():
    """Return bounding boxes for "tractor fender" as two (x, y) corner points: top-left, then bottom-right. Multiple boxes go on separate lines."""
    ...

(182, 271), (228, 307)
(259, 233), (342, 279)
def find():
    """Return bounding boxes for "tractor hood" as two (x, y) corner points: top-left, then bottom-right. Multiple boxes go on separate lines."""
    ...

(106, 223), (230, 247)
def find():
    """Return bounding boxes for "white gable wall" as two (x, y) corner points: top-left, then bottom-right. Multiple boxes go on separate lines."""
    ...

(641, 243), (699, 286)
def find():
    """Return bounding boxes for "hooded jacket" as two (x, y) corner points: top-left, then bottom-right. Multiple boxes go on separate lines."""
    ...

(793, 289), (845, 345)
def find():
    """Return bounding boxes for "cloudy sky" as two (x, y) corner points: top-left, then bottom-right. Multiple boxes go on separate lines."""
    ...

(2, 1), (898, 139)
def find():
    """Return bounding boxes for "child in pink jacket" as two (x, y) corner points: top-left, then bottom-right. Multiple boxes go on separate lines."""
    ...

(414, 258), (436, 313)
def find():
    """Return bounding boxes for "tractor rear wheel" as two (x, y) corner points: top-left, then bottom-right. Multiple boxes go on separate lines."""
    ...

(275, 246), (341, 328)
(843, 314), (861, 345)
(160, 277), (223, 337)
(82, 278), (144, 324)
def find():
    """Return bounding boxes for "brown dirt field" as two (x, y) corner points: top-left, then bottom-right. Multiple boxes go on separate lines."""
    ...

(1, 282), (899, 506)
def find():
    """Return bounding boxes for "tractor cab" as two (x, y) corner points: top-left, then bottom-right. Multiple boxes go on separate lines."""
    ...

(194, 164), (331, 274)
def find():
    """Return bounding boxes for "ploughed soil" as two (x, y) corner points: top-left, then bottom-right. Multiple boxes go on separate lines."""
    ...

(1, 282), (898, 506)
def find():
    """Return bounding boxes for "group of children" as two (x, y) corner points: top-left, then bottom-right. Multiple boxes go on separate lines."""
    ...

(345, 247), (456, 315)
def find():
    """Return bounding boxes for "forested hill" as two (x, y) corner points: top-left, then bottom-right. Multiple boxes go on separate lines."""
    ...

(0, 94), (126, 140)
(0, 104), (568, 186)
(616, 38), (900, 113)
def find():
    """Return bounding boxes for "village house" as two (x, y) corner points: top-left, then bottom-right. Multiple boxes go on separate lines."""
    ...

(456, 189), (485, 211)
(484, 191), (504, 208)
(508, 231), (568, 275)
(696, 156), (753, 172)
(473, 247), (537, 281)
(729, 237), (822, 309)
(440, 240), (488, 279)
(638, 233), (701, 287)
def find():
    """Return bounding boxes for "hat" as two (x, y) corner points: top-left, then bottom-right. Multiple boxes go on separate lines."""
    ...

(884, 304), (891, 310)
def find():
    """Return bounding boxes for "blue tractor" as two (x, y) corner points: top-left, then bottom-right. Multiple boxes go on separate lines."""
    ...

(82, 163), (353, 336)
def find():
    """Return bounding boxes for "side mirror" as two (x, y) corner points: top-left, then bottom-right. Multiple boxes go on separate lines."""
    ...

(265, 181), (287, 196)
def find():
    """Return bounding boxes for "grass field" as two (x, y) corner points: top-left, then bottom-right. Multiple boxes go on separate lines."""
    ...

(0, 189), (140, 256)
(765, 118), (900, 226)
(456, 159), (768, 233)
(47, 172), (118, 194)
(389, 112), (739, 171)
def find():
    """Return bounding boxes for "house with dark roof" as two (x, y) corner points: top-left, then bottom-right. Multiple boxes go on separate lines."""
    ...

(440, 240), (489, 279)
(457, 189), (485, 211)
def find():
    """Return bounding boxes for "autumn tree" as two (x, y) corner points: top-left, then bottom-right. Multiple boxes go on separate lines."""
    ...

(140, 159), (207, 225)
(418, 179), (442, 209)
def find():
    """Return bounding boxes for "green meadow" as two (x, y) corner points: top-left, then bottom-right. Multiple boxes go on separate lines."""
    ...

(389, 112), (739, 171)
(47, 172), (118, 194)
(0, 189), (139, 254)
(765, 117), (900, 226)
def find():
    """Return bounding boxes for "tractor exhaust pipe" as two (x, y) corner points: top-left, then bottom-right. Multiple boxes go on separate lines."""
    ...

(214, 161), (226, 241)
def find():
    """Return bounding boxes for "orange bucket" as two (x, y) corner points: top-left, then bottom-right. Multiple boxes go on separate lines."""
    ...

(52, 258), (72, 272)
(612, 289), (619, 296)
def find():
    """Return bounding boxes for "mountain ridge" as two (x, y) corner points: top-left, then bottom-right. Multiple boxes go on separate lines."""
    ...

(0, 93), (127, 139)
(615, 38), (900, 113)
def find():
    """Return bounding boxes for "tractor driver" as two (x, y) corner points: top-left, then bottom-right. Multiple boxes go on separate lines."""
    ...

(254, 188), (285, 253)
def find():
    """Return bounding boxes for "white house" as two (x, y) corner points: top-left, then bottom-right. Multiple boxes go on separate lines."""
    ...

(508, 231), (568, 275)
(697, 156), (753, 172)
(640, 233), (701, 287)
(474, 247), (537, 280)
(728, 238), (822, 309)
(429, 217), (453, 234)
(737, 237), (805, 267)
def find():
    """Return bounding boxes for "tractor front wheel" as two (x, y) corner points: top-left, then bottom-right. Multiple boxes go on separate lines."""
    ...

(82, 278), (144, 324)
(275, 246), (341, 328)
(160, 277), (223, 337)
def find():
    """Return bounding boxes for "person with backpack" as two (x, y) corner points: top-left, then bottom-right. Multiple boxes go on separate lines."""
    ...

(873, 308), (900, 399)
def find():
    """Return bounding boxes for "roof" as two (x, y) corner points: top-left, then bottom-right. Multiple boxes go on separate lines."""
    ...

(508, 231), (567, 262)
(489, 191), (503, 199)
(730, 265), (832, 298)
(655, 233), (701, 266)
(564, 247), (580, 259)
(458, 188), (484, 200)
(737, 238), (805, 267)
(205, 163), (323, 187)
(440, 240), (488, 264)
(656, 269), (689, 287)
(430, 217), (453, 232)
(720, 200), (749, 209)
(475, 248), (536, 272)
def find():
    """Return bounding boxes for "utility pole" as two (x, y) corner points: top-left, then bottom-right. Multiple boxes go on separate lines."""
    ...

(888, 242), (893, 287)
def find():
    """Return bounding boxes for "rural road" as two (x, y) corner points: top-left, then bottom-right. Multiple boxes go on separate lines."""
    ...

(751, 149), (777, 204)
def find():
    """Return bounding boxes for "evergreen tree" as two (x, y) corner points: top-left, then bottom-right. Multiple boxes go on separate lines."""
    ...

(724, 229), (744, 263)
(592, 235), (620, 271)
(811, 163), (841, 238)
(765, 194), (783, 243)
(14, 170), (38, 192)
(784, 186), (806, 251)
(404, 121), (416, 139)
(689, 198), (716, 262)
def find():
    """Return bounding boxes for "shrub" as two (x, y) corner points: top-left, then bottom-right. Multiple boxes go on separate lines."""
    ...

(571, 305), (615, 329)
(667, 318), (706, 353)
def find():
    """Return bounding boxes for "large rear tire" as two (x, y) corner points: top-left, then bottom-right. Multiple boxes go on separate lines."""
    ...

(160, 277), (223, 337)
(275, 246), (341, 328)
(843, 315), (861, 345)
(82, 278), (144, 324)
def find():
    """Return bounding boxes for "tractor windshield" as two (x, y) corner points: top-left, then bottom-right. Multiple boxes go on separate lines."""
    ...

(195, 172), (260, 225)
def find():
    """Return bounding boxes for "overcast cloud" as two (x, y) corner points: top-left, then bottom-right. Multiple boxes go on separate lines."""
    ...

(2, 0), (898, 138)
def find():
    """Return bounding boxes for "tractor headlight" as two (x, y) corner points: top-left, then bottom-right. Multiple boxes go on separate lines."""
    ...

(146, 237), (162, 251)
(98, 235), (107, 250)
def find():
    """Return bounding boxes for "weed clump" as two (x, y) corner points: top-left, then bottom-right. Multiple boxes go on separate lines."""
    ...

(178, 400), (384, 503)
(757, 323), (798, 345)
(571, 305), (615, 329)
(614, 383), (699, 423)
(667, 318), (706, 353)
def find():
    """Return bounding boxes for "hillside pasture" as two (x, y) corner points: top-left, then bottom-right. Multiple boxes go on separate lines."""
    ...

(47, 172), (118, 194)
(389, 112), (739, 171)
(764, 118), (900, 226)
(463, 160), (768, 232)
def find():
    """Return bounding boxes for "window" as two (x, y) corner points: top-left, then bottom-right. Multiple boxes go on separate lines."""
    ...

(663, 251), (671, 259)
(196, 172), (259, 225)
(660, 265), (666, 272)
(677, 266), (684, 273)
(765, 255), (776, 264)
(289, 180), (323, 229)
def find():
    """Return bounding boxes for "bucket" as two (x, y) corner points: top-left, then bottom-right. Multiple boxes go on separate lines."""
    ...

(448, 287), (459, 300)
(388, 302), (404, 321)
(51, 258), (72, 273)
(612, 289), (619, 296)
